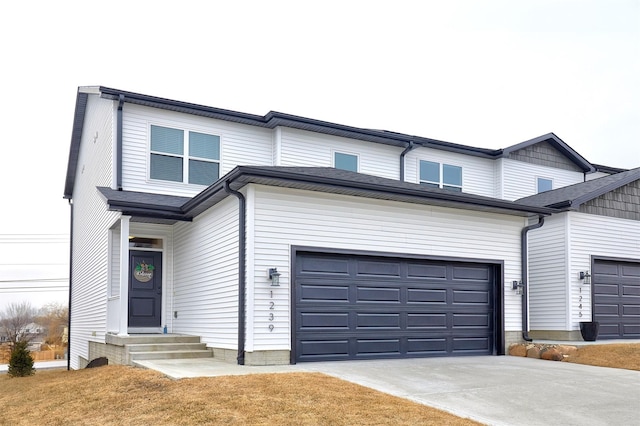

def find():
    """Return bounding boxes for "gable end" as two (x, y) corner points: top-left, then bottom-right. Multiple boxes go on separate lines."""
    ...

(508, 141), (584, 172)
(578, 179), (640, 221)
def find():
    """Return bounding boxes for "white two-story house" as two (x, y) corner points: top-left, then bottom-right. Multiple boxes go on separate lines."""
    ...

(63, 86), (639, 369)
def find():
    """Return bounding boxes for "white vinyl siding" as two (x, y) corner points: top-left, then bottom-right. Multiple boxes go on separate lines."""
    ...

(172, 197), (239, 349)
(567, 212), (640, 328)
(249, 185), (526, 351)
(121, 104), (273, 197)
(405, 147), (496, 197)
(528, 214), (569, 330)
(502, 159), (583, 201)
(585, 171), (611, 181)
(528, 211), (640, 333)
(69, 93), (120, 369)
(279, 128), (400, 179)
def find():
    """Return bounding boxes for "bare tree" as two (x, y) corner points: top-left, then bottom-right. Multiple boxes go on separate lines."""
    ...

(36, 302), (69, 347)
(0, 301), (37, 346)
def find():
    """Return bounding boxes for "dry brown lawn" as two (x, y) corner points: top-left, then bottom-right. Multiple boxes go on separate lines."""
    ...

(1, 343), (637, 426)
(562, 343), (640, 371)
(0, 366), (481, 426)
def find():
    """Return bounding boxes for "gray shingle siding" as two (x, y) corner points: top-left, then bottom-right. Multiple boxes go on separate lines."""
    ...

(578, 179), (640, 221)
(508, 141), (584, 172)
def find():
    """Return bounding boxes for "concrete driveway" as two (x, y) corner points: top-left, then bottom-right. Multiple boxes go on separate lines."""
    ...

(301, 356), (640, 426)
(137, 355), (639, 426)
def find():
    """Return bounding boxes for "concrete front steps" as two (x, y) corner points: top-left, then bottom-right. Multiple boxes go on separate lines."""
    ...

(105, 334), (212, 365)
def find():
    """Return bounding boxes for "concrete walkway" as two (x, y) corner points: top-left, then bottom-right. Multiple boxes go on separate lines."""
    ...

(135, 355), (640, 426)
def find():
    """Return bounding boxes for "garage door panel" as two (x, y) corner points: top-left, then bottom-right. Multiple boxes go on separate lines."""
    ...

(294, 252), (495, 361)
(623, 286), (640, 296)
(623, 323), (640, 334)
(357, 286), (401, 302)
(453, 290), (490, 304)
(621, 264), (640, 277)
(452, 266), (490, 281)
(453, 337), (491, 351)
(594, 304), (619, 315)
(453, 313), (491, 328)
(407, 263), (447, 279)
(593, 263), (619, 275)
(299, 283), (350, 302)
(622, 304), (640, 315)
(407, 288), (447, 303)
(407, 339), (448, 354)
(356, 313), (401, 328)
(598, 323), (620, 336)
(299, 312), (350, 329)
(593, 259), (640, 339)
(298, 340), (350, 359)
(594, 284), (619, 295)
(356, 259), (401, 277)
(299, 256), (350, 275)
(356, 339), (401, 355)
(407, 313), (448, 328)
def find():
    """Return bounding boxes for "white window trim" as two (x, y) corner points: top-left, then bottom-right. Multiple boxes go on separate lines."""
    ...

(332, 150), (360, 172)
(418, 159), (463, 191)
(147, 123), (222, 186)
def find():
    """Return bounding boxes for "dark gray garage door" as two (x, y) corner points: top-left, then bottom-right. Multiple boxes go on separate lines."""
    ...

(293, 252), (496, 362)
(593, 259), (640, 339)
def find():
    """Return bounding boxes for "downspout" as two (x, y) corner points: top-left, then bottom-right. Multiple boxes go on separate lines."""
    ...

(66, 200), (73, 370)
(399, 140), (416, 181)
(521, 216), (545, 341)
(116, 94), (124, 191)
(224, 181), (246, 365)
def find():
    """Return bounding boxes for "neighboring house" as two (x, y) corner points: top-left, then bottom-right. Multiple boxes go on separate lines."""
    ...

(519, 168), (640, 340)
(63, 86), (639, 369)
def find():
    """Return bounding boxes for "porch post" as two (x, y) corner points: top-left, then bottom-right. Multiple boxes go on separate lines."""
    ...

(118, 216), (131, 336)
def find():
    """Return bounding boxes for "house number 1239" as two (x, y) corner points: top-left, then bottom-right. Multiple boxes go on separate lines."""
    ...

(269, 290), (275, 332)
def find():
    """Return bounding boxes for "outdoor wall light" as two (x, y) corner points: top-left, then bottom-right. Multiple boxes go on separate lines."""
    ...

(579, 271), (591, 285)
(512, 280), (524, 295)
(268, 268), (281, 286)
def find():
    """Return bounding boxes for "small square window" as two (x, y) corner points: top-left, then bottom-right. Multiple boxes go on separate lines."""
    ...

(334, 152), (358, 172)
(537, 178), (553, 193)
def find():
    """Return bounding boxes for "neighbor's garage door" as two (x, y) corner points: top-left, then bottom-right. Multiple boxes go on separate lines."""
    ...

(294, 252), (496, 362)
(593, 259), (640, 339)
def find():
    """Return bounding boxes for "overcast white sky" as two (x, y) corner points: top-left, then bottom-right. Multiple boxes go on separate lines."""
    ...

(0, 1), (638, 310)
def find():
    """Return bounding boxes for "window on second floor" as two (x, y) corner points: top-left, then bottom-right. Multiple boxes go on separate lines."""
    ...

(334, 152), (358, 172)
(537, 177), (553, 193)
(419, 160), (462, 192)
(150, 125), (220, 185)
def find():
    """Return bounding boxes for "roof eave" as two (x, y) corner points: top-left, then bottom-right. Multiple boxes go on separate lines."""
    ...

(502, 133), (595, 173)
(187, 166), (556, 218)
(63, 91), (89, 199)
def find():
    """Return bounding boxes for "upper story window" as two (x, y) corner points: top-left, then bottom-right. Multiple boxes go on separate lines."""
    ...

(419, 160), (462, 192)
(334, 152), (358, 172)
(150, 125), (220, 185)
(537, 177), (553, 193)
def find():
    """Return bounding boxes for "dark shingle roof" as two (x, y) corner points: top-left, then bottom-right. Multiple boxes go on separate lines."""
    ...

(517, 167), (640, 208)
(97, 166), (554, 223)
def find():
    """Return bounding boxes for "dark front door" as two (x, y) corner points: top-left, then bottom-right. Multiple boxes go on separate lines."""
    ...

(129, 251), (162, 328)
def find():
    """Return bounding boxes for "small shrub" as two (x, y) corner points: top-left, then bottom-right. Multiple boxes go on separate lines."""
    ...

(8, 341), (35, 377)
